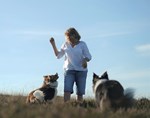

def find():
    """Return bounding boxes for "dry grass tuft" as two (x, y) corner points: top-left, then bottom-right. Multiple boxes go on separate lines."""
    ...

(0, 94), (150, 118)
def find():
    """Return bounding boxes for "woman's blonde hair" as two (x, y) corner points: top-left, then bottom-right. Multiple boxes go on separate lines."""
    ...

(65, 27), (81, 40)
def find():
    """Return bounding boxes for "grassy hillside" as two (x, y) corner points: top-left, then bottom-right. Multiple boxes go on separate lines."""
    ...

(0, 94), (150, 118)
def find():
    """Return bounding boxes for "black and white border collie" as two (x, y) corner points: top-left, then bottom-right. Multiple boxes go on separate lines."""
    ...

(93, 71), (134, 111)
(26, 73), (59, 103)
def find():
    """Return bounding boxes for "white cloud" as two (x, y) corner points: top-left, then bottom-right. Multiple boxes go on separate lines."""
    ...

(110, 67), (150, 81)
(14, 30), (63, 36)
(135, 44), (150, 55)
(1, 29), (63, 37)
(95, 31), (131, 38)
(136, 44), (150, 52)
(124, 69), (150, 79)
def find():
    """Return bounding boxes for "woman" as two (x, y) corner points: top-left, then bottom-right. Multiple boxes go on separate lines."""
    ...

(50, 27), (92, 102)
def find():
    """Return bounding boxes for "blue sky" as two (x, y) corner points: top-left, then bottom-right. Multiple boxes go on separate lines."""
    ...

(0, 0), (150, 98)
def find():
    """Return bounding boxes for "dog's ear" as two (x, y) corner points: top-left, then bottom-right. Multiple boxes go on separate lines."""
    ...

(101, 71), (109, 80)
(93, 73), (99, 79)
(93, 73), (100, 84)
(55, 73), (58, 76)
(49, 73), (59, 81)
(54, 73), (59, 80)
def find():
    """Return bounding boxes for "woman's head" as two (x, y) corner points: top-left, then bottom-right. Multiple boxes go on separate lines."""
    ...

(65, 28), (81, 45)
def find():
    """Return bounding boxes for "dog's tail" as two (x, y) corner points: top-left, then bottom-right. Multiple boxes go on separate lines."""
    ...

(121, 88), (135, 109)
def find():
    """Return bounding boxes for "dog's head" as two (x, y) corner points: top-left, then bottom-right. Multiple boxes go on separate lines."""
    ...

(43, 73), (59, 86)
(93, 71), (109, 85)
(92, 71), (109, 93)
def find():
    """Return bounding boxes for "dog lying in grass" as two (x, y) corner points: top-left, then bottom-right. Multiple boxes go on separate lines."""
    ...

(26, 73), (59, 103)
(93, 71), (134, 111)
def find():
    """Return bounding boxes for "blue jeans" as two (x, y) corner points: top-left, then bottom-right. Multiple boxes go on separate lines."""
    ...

(64, 70), (87, 96)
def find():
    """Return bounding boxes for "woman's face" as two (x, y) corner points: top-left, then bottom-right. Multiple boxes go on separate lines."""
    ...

(65, 35), (78, 45)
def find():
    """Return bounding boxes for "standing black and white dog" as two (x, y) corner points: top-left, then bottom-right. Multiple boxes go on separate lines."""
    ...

(26, 73), (59, 103)
(93, 71), (134, 111)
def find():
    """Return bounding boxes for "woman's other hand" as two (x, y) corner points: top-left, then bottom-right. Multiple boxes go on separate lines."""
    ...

(82, 59), (87, 68)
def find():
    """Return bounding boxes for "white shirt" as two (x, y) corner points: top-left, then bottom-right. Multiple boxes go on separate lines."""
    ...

(57, 41), (92, 71)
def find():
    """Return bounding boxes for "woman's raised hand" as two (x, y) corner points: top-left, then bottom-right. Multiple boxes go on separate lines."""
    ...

(50, 37), (55, 44)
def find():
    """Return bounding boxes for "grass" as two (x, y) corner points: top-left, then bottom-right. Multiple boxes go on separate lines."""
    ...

(0, 94), (150, 118)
